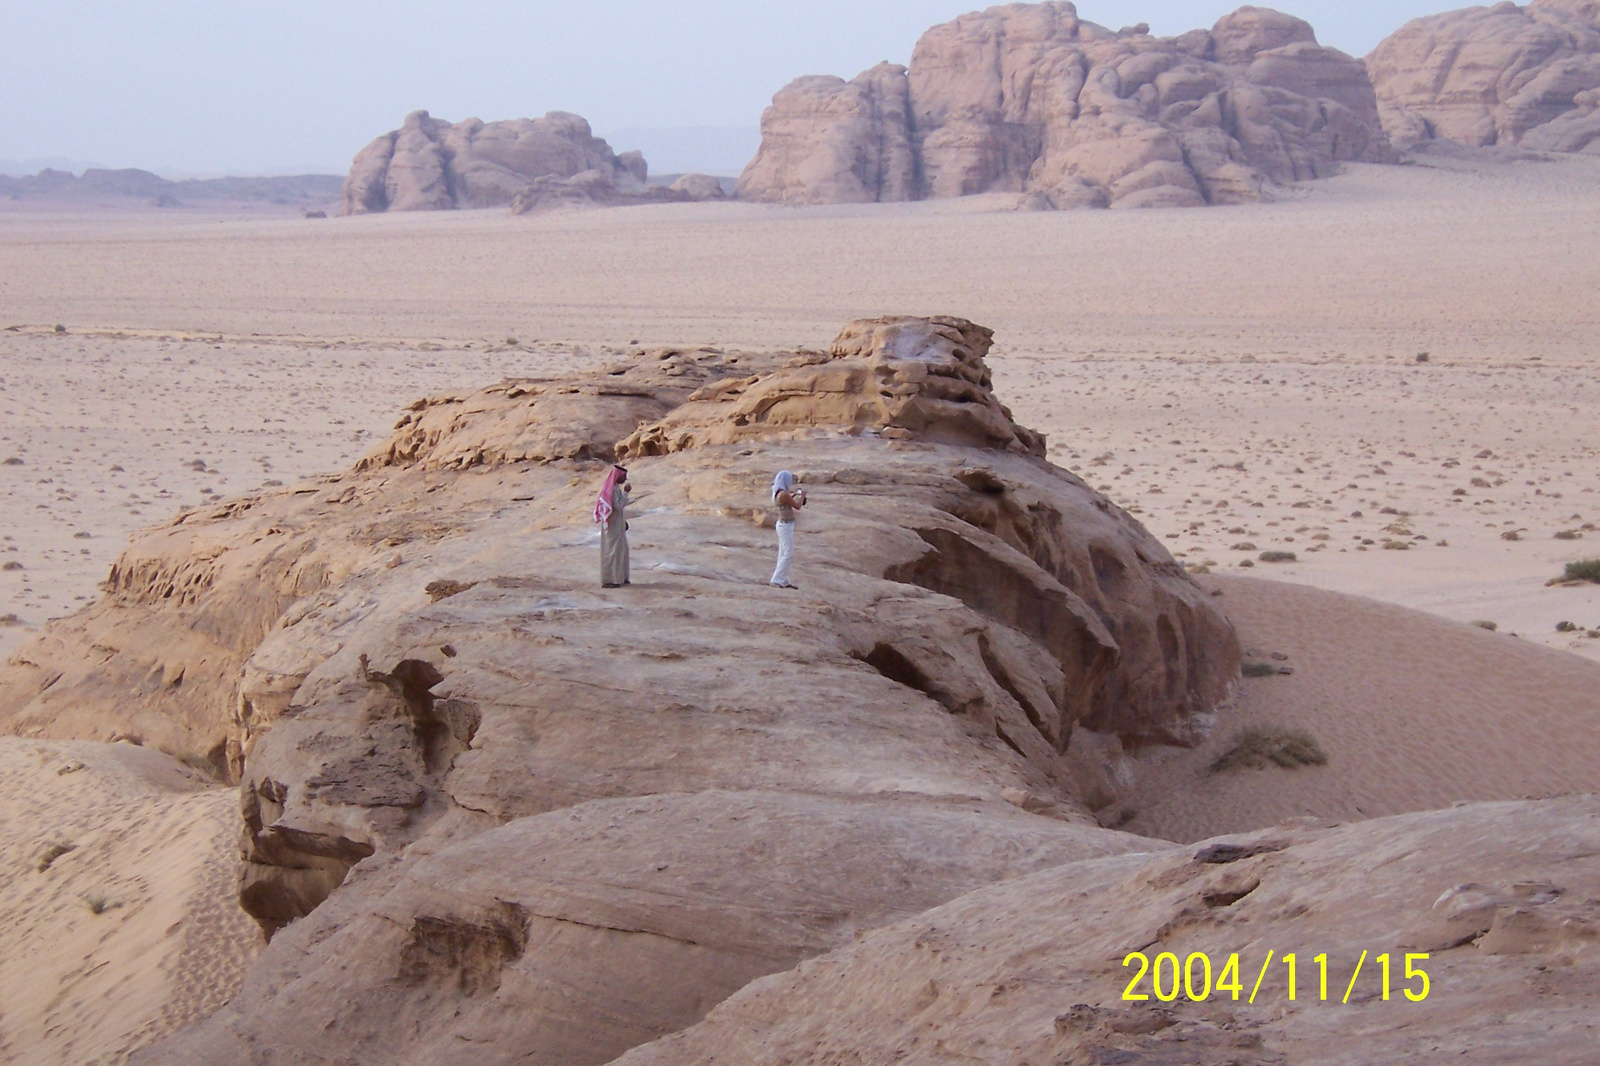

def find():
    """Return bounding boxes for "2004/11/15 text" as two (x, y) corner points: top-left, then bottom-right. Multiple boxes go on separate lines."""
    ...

(1121, 950), (1430, 1004)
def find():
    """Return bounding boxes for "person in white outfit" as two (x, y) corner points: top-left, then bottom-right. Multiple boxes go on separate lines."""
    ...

(769, 470), (806, 589)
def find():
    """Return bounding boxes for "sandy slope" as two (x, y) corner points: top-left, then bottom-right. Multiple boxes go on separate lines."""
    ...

(0, 738), (260, 1065)
(1127, 576), (1600, 841)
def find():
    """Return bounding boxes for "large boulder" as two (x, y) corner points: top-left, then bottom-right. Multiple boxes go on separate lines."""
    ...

(738, 3), (1392, 209)
(342, 111), (675, 215)
(1367, 0), (1600, 153)
(5, 317), (1243, 1064)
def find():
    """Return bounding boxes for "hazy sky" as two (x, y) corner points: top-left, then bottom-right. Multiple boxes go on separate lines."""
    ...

(4, 1), (1449, 176)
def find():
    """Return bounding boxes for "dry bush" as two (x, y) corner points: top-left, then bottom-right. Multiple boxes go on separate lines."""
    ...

(1564, 559), (1600, 583)
(1210, 725), (1328, 773)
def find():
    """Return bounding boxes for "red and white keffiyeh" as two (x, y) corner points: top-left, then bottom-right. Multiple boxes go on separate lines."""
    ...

(593, 466), (627, 525)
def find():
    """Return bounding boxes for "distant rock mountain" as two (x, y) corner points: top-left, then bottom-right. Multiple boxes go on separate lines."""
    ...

(341, 110), (642, 214)
(737, 3), (1392, 210)
(1367, 0), (1600, 154)
(0, 168), (342, 206)
(341, 110), (728, 215)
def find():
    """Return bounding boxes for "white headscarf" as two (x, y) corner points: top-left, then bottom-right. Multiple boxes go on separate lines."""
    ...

(771, 470), (795, 502)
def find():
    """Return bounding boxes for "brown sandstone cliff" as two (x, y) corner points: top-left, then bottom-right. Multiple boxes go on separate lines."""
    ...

(738, 3), (1393, 209)
(1368, 0), (1600, 153)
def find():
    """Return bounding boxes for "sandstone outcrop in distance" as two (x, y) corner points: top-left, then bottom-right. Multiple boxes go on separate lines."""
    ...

(341, 110), (657, 214)
(737, 3), (1392, 209)
(1367, 0), (1600, 153)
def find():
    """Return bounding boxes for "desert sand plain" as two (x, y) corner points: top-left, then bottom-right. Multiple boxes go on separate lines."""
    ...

(4, 153), (1598, 665)
(3, 153), (1600, 1063)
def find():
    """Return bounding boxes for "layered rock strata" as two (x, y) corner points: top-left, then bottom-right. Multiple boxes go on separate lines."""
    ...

(1368, 0), (1600, 153)
(3, 317), (1241, 1064)
(737, 3), (1392, 209)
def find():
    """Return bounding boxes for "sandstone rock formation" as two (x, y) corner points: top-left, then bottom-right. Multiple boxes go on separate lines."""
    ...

(506, 169), (720, 214)
(616, 795), (1600, 1065)
(666, 172), (728, 199)
(3, 316), (1241, 1064)
(616, 317), (1047, 458)
(342, 110), (667, 214)
(737, 3), (1393, 209)
(154, 794), (1162, 1064)
(1368, 0), (1600, 153)
(735, 63), (918, 205)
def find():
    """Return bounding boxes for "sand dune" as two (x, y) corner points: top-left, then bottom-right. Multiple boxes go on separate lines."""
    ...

(0, 738), (260, 1065)
(1128, 576), (1600, 841)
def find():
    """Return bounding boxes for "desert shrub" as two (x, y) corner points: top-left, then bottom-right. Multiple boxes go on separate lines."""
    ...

(1564, 559), (1600, 584)
(1469, 619), (1498, 631)
(34, 842), (75, 872)
(1241, 661), (1279, 678)
(1210, 726), (1328, 773)
(81, 891), (121, 915)
(425, 579), (477, 602)
(1259, 550), (1296, 563)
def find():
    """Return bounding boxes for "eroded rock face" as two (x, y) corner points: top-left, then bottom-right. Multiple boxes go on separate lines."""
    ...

(733, 63), (918, 204)
(9, 317), (1239, 1065)
(738, 3), (1392, 209)
(614, 796), (1600, 1066)
(617, 317), (1047, 458)
(145, 792), (1163, 1064)
(1368, 0), (1600, 153)
(342, 110), (686, 215)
